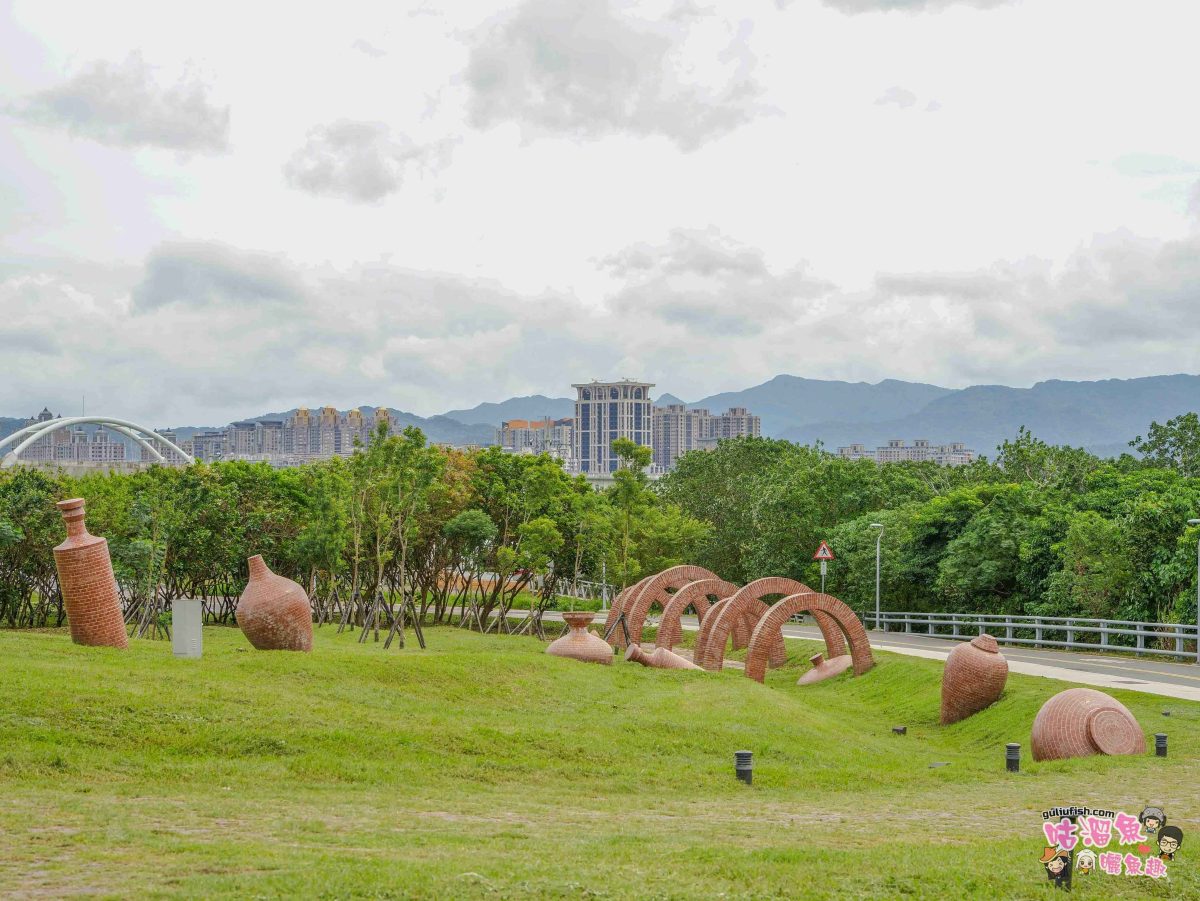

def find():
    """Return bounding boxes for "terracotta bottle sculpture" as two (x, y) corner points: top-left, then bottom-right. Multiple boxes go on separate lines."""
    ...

(236, 555), (313, 651)
(796, 652), (852, 686)
(625, 643), (703, 670)
(1031, 688), (1145, 761)
(52, 498), (128, 649)
(940, 633), (1008, 724)
(546, 612), (612, 665)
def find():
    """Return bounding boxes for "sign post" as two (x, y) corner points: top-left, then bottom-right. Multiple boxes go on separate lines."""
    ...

(813, 541), (835, 594)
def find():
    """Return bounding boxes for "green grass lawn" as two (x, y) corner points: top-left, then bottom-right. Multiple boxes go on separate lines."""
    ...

(1, 624), (1198, 899)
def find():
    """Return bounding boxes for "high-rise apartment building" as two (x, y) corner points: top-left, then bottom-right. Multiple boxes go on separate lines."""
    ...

(837, 439), (976, 467)
(497, 417), (574, 466)
(573, 379), (653, 474)
(651, 405), (762, 469)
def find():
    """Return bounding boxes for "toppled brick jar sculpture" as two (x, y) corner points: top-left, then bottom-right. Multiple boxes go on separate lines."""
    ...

(940, 633), (1008, 724)
(236, 555), (313, 651)
(1031, 688), (1145, 761)
(625, 643), (702, 671)
(797, 652), (852, 686)
(52, 498), (128, 649)
(546, 612), (612, 665)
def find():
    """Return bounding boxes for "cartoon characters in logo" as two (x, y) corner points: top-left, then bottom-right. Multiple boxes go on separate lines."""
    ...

(1075, 849), (1096, 875)
(1158, 826), (1184, 862)
(1139, 807), (1166, 835)
(1040, 847), (1071, 886)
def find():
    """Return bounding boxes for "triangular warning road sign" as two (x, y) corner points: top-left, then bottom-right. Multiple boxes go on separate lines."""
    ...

(813, 540), (835, 561)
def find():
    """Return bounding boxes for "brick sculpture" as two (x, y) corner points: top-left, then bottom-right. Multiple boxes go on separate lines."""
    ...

(1031, 688), (1145, 761)
(601, 574), (652, 644)
(654, 578), (738, 650)
(940, 633), (1008, 724)
(744, 592), (874, 683)
(695, 578), (843, 672)
(625, 643), (703, 670)
(52, 498), (128, 649)
(605, 565), (719, 649)
(237, 555), (313, 651)
(547, 611), (613, 665)
(797, 652), (853, 686)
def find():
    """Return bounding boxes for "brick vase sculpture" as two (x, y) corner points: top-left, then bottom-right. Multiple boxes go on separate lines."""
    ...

(797, 652), (852, 686)
(625, 643), (703, 671)
(52, 498), (128, 649)
(940, 633), (1008, 724)
(547, 612), (613, 665)
(236, 555), (313, 651)
(1031, 688), (1145, 761)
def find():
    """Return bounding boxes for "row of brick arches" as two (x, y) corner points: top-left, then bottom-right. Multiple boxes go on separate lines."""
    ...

(602, 565), (874, 681)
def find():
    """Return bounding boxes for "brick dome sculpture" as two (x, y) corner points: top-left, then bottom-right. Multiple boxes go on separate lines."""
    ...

(237, 555), (313, 651)
(796, 652), (853, 686)
(654, 578), (738, 651)
(605, 565), (719, 649)
(1031, 688), (1145, 761)
(744, 592), (873, 683)
(940, 634), (1008, 724)
(547, 611), (613, 664)
(52, 498), (128, 649)
(625, 643), (702, 670)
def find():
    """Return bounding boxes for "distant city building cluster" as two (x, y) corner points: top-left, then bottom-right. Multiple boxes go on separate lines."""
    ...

(837, 438), (975, 467)
(178, 406), (394, 464)
(497, 380), (763, 477)
(19, 408), (128, 464)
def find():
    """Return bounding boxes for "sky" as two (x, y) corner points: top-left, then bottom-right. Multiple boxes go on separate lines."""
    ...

(2, 0), (1199, 427)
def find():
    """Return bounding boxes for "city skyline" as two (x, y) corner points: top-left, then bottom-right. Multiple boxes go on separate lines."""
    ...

(3, 2), (1200, 426)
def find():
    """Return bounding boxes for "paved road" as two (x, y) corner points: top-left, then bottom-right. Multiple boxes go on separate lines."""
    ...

(534, 610), (1200, 702)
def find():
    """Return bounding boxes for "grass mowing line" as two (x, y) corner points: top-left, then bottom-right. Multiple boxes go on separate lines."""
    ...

(1, 626), (1197, 899)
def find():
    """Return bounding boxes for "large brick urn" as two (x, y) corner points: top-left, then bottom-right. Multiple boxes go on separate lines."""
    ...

(52, 498), (128, 649)
(236, 555), (313, 651)
(546, 612), (612, 665)
(940, 633), (1008, 724)
(797, 652), (853, 686)
(1031, 688), (1145, 761)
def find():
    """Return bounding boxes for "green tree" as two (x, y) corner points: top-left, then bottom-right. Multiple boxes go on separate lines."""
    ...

(1131, 412), (1200, 477)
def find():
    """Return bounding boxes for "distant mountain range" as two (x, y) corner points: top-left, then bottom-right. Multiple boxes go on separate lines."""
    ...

(6, 374), (1199, 459)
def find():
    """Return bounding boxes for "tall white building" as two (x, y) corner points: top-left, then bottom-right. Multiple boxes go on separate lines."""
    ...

(573, 379), (653, 474)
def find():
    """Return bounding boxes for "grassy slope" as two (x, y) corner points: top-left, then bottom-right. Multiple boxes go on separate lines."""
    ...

(1, 626), (1198, 900)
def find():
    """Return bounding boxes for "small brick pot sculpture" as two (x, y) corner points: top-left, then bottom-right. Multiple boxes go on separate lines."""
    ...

(940, 633), (1008, 724)
(625, 643), (702, 670)
(546, 612), (613, 665)
(237, 555), (313, 652)
(52, 498), (128, 649)
(1031, 688), (1145, 761)
(797, 652), (852, 686)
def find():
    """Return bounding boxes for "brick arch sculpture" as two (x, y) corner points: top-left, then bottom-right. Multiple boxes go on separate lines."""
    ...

(654, 578), (738, 650)
(744, 592), (874, 683)
(606, 564), (719, 649)
(601, 574), (653, 642)
(694, 577), (846, 672)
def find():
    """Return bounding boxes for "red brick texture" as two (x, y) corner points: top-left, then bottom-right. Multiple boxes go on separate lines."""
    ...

(605, 565), (719, 649)
(654, 578), (738, 650)
(236, 555), (314, 652)
(744, 592), (874, 683)
(601, 575), (653, 645)
(52, 498), (128, 649)
(940, 634), (1008, 724)
(547, 611), (613, 665)
(694, 578), (830, 672)
(1030, 688), (1145, 761)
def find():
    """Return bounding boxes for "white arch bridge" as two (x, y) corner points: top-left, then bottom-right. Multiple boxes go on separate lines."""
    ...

(0, 417), (195, 469)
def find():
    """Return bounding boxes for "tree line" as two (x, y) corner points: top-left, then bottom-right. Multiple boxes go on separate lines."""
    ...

(3, 414), (1200, 630)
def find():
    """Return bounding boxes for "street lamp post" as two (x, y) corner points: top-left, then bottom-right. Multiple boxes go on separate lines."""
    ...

(1189, 519), (1200, 664)
(870, 523), (884, 631)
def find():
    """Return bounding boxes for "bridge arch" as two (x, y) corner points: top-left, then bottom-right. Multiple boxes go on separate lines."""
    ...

(744, 592), (874, 683)
(694, 577), (846, 672)
(654, 578), (738, 650)
(0, 416), (194, 469)
(613, 564), (719, 649)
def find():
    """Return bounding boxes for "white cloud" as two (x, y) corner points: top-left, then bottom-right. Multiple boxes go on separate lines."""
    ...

(14, 52), (229, 153)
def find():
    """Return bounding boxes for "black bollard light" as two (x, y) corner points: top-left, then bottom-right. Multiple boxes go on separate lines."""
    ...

(1006, 742), (1020, 773)
(892, 726), (907, 736)
(1155, 733), (1167, 757)
(735, 750), (753, 785)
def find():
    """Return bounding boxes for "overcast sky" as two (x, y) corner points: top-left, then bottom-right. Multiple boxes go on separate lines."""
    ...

(2, 0), (1199, 426)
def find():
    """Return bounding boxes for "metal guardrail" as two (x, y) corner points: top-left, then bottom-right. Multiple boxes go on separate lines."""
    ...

(831, 610), (1200, 661)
